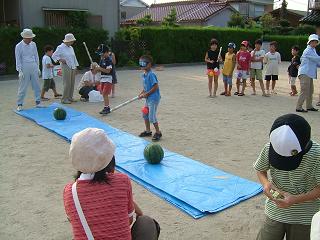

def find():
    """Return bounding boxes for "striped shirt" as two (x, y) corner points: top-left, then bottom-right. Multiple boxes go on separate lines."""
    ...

(254, 141), (320, 225)
(63, 173), (135, 240)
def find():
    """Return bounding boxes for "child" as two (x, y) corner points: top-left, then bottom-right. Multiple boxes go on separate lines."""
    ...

(78, 63), (100, 102)
(296, 34), (320, 112)
(41, 45), (62, 100)
(235, 41), (251, 96)
(108, 50), (117, 98)
(250, 39), (267, 96)
(288, 45), (300, 96)
(264, 41), (281, 95)
(205, 38), (221, 97)
(221, 43), (236, 96)
(96, 44), (113, 115)
(138, 55), (162, 141)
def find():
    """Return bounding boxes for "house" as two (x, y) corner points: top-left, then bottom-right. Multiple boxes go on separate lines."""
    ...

(227, 0), (274, 18)
(123, 1), (238, 27)
(300, 0), (320, 25)
(261, 8), (306, 27)
(120, 0), (149, 21)
(0, 0), (120, 36)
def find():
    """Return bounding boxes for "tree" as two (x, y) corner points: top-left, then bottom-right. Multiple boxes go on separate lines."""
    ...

(136, 15), (152, 26)
(280, 0), (288, 19)
(260, 13), (276, 29)
(228, 13), (245, 28)
(162, 8), (178, 27)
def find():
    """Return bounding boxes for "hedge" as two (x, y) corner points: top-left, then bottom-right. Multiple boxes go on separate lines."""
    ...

(263, 35), (308, 61)
(0, 27), (108, 74)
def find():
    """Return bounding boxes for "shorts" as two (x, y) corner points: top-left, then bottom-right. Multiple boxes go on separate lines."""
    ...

(42, 78), (56, 91)
(222, 75), (232, 85)
(265, 75), (278, 81)
(207, 68), (220, 77)
(250, 69), (263, 80)
(289, 76), (297, 85)
(143, 101), (159, 124)
(235, 70), (249, 80)
(99, 82), (112, 95)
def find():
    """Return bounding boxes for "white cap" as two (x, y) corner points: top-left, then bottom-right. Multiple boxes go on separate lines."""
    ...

(63, 33), (76, 43)
(21, 29), (36, 39)
(307, 34), (319, 45)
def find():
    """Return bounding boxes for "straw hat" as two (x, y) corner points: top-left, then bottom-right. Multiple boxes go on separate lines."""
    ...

(63, 33), (76, 43)
(21, 29), (36, 38)
(307, 34), (319, 45)
(69, 128), (115, 173)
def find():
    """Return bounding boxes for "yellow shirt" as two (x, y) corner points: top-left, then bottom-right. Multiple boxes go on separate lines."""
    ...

(222, 52), (235, 76)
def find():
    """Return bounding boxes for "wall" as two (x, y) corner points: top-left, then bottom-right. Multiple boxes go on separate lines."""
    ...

(20, 0), (119, 36)
(205, 8), (235, 27)
(120, 6), (147, 20)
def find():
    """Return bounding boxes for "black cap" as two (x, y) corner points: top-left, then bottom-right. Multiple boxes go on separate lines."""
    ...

(96, 44), (109, 55)
(269, 114), (312, 171)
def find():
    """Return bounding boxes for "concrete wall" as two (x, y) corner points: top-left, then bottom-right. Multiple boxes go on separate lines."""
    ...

(205, 8), (235, 27)
(20, 0), (119, 36)
(120, 6), (147, 20)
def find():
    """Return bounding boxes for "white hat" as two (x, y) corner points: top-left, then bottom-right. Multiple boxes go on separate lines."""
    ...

(69, 128), (115, 173)
(63, 33), (76, 43)
(307, 34), (319, 45)
(21, 29), (36, 38)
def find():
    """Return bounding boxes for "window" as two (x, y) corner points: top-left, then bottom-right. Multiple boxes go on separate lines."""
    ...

(121, 11), (127, 20)
(239, 3), (249, 16)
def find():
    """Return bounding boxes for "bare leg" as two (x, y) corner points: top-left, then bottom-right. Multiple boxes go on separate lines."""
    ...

(259, 80), (266, 95)
(40, 89), (46, 98)
(224, 82), (228, 94)
(103, 94), (109, 107)
(236, 79), (240, 93)
(208, 76), (213, 96)
(266, 80), (270, 94)
(153, 122), (160, 134)
(111, 84), (115, 98)
(251, 78), (256, 94)
(272, 80), (276, 92)
(241, 80), (246, 94)
(145, 119), (151, 132)
(213, 76), (218, 97)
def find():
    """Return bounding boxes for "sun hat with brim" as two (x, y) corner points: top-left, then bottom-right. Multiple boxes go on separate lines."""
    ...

(307, 34), (319, 45)
(21, 29), (36, 38)
(63, 33), (76, 43)
(269, 114), (312, 171)
(70, 128), (115, 173)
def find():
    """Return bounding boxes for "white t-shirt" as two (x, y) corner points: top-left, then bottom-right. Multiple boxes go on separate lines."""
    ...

(77, 70), (101, 90)
(250, 49), (265, 70)
(42, 55), (53, 79)
(264, 52), (281, 75)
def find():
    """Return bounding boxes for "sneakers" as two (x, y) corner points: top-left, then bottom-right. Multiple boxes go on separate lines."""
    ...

(139, 131), (152, 137)
(61, 100), (72, 104)
(80, 97), (88, 102)
(99, 106), (111, 115)
(16, 105), (23, 111)
(36, 102), (45, 108)
(41, 97), (50, 101)
(152, 132), (162, 141)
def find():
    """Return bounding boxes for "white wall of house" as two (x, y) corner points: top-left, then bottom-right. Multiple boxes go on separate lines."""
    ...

(204, 8), (235, 27)
(20, 0), (119, 36)
(230, 2), (269, 17)
(120, 6), (147, 20)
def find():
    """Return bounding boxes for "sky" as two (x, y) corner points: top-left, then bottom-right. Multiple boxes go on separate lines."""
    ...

(143, 0), (309, 11)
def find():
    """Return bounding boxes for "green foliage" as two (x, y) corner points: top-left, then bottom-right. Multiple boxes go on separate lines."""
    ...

(136, 15), (153, 26)
(162, 8), (178, 27)
(263, 35), (308, 61)
(66, 11), (89, 28)
(0, 27), (108, 74)
(228, 13), (245, 28)
(280, 0), (288, 19)
(279, 19), (290, 28)
(260, 13), (276, 30)
(293, 25), (315, 35)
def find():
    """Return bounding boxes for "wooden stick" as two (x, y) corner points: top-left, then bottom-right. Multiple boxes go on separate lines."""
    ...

(110, 96), (139, 112)
(83, 42), (93, 64)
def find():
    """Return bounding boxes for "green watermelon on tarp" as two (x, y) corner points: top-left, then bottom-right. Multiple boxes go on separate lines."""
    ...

(144, 143), (164, 164)
(53, 107), (67, 120)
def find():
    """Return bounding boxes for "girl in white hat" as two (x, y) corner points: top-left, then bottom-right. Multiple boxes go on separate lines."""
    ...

(52, 33), (79, 104)
(15, 28), (43, 111)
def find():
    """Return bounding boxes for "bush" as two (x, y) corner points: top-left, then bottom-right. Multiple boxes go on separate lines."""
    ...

(263, 35), (308, 61)
(0, 27), (108, 74)
(228, 13), (245, 28)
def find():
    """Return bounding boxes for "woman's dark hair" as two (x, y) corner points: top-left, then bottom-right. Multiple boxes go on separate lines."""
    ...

(255, 39), (262, 45)
(270, 41), (277, 48)
(210, 38), (218, 46)
(44, 45), (54, 52)
(292, 45), (300, 51)
(74, 156), (116, 184)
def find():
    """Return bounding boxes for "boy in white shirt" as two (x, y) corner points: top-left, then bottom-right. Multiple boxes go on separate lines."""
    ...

(78, 63), (100, 102)
(40, 45), (62, 100)
(264, 41), (281, 95)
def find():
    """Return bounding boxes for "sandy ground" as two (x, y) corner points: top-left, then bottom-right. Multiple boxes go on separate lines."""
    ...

(1, 62), (320, 240)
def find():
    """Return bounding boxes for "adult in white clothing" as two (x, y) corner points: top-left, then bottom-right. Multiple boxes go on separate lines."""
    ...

(52, 33), (79, 104)
(15, 29), (42, 111)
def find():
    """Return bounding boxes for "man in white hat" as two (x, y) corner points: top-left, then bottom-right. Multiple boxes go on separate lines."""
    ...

(296, 34), (320, 112)
(52, 33), (79, 104)
(15, 28), (43, 111)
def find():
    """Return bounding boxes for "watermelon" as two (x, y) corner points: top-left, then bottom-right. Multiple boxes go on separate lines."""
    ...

(144, 143), (164, 164)
(53, 107), (67, 120)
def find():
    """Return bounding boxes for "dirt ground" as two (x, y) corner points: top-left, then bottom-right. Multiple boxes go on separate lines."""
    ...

(1, 63), (320, 240)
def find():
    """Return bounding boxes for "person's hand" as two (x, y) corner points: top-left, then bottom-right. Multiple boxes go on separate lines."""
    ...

(59, 59), (66, 64)
(262, 181), (274, 199)
(38, 69), (41, 76)
(18, 71), (24, 79)
(138, 93), (147, 99)
(273, 192), (297, 208)
(210, 60), (214, 63)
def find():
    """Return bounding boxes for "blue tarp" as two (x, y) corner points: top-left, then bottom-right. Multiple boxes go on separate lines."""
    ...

(15, 103), (262, 219)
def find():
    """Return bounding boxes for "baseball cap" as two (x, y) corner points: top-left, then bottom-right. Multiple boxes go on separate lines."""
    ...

(269, 114), (312, 171)
(96, 44), (109, 56)
(241, 41), (249, 47)
(228, 42), (236, 49)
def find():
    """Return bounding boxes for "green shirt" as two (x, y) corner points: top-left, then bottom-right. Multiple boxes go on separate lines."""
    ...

(253, 141), (320, 225)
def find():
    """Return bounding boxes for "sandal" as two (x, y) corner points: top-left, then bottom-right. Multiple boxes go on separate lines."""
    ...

(238, 93), (245, 96)
(152, 132), (162, 141)
(54, 94), (62, 99)
(41, 97), (50, 101)
(139, 131), (152, 137)
(220, 92), (225, 95)
(234, 92), (239, 95)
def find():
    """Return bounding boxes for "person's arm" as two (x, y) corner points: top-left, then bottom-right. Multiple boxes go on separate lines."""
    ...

(98, 65), (112, 74)
(52, 46), (66, 64)
(111, 52), (116, 65)
(306, 49), (320, 63)
(134, 201), (143, 217)
(33, 43), (40, 67)
(278, 52), (281, 64)
(72, 47), (79, 67)
(251, 51), (257, 62)
(256, 171), (275, 200)
(15, 44), (22, 72)
(204, 52), (213, 63)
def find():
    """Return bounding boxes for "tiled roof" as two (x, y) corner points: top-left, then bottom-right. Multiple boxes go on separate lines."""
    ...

(125, 1), (234, 23)
(300, 10), (320, 24)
